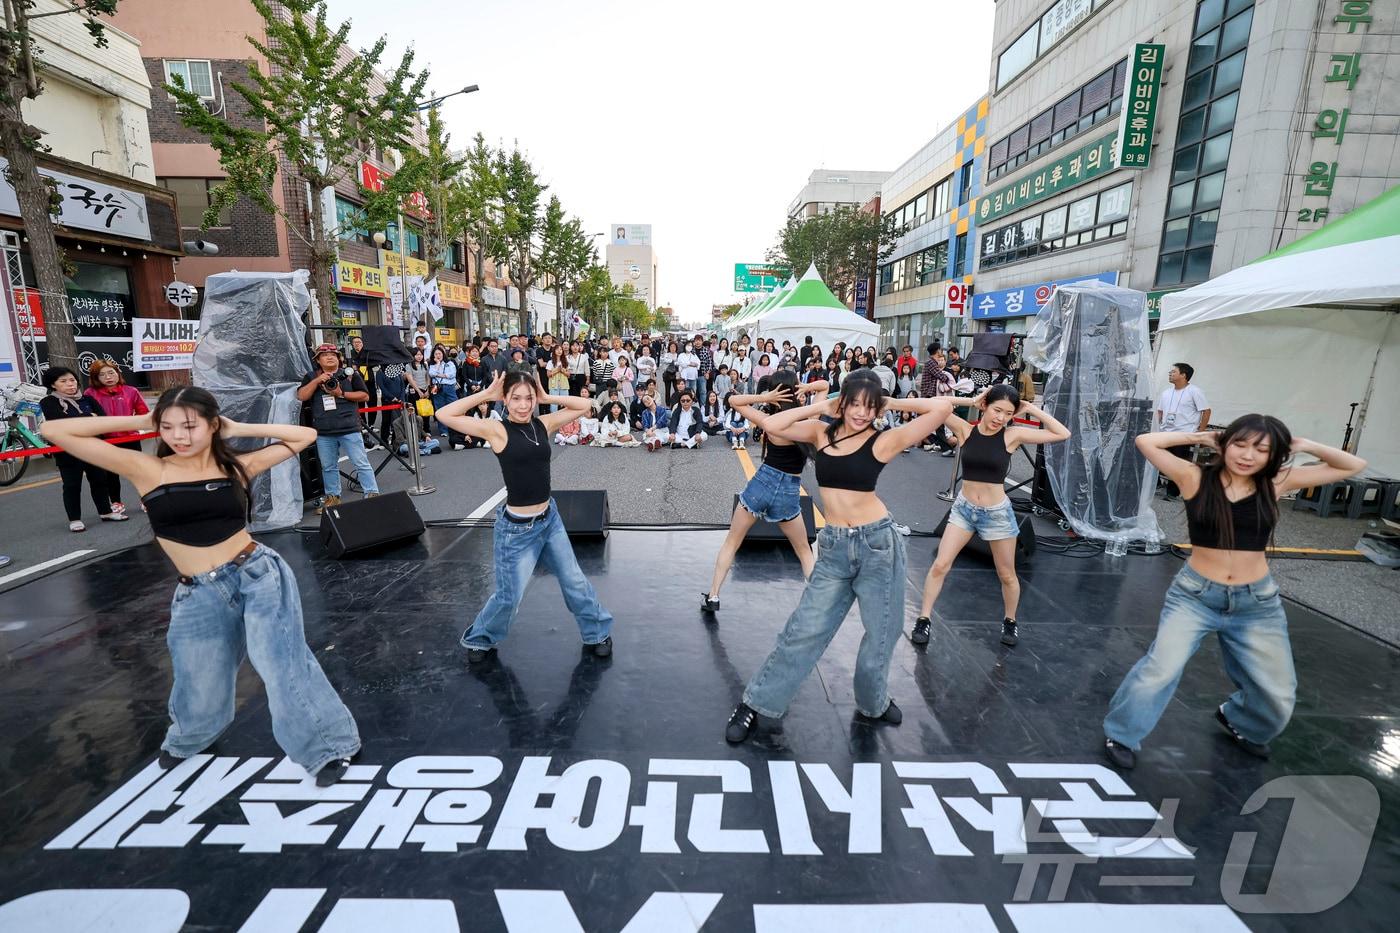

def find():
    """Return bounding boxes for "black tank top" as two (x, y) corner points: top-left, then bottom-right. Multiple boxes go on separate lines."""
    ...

(813, 430), (884, 492)
(496, 417), (552, 507)
(961, 425), (1012, 484)
(141, 479), (247, 546)
(763, 439), (807, 475)
(1186, 492), (1274, 551)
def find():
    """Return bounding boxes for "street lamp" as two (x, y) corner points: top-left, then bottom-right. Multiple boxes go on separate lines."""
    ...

(415, 84), (479, 111)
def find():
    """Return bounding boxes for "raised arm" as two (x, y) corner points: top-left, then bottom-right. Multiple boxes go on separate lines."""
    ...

(727, 386), (791, 430)
(40, 412), (160, 483)
(435, 372), (508, 444)
(1276, 438), (1365, 495)
(762, 395), (835, 445)
(228, 419), (318, 478)
(1136, 430), (1208, 495)
(876, 397), (954, 459)
(1007, 400), (1071, 449)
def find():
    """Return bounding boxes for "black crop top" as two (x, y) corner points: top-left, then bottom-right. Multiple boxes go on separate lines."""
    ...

(763, 438), (807, 475)
(1186, 492), (1275, 551)
(960, 425), (1012, 484)
(813, 430), (884, 492)
(496, 417), (552, 507)
(141, 479), (248, 547)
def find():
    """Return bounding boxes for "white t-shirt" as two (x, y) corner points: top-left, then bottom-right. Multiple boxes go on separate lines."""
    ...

(1157, 384), (1209, 432)
(674, 408), (696, 437)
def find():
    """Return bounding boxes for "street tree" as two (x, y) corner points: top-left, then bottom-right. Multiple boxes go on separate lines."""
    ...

(768, 207), (900, 305)
(166, 0), (428, 324)
(572, 262), (612, 332)
(0, 0), (120, 373)
(459, 132), (504, 336)
(495, 144), (545, 336)
(538, 197), (591, 337)
(402, 103), (467, 280)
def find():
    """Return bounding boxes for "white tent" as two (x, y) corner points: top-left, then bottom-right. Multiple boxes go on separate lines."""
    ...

(1157, 184), (1400, 477)
(749, 264), (879, 350)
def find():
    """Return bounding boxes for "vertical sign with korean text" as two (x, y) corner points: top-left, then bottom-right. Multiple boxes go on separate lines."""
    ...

(1298, 1), (1370, 224)
(1113, 43), (1165, 169)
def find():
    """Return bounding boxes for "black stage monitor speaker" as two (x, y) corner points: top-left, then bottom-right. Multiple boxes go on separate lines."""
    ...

(933, 508), (1037, 562)
(320, 490), (425, 558)
(738, 495), (818, 544)
(554, 489), (610, 539)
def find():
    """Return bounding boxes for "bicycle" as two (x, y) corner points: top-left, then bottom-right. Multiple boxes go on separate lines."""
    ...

(0, 383), (48, 486)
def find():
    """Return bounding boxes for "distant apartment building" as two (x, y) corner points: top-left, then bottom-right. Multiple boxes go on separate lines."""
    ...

(786, 170), (890, 220)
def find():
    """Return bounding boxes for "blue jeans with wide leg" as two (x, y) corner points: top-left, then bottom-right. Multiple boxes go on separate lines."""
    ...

(744, 515), (906, 719)
(1103, 564), (1295, 750)
(460, 500), (614, 650)
(162, 546), (361, 776)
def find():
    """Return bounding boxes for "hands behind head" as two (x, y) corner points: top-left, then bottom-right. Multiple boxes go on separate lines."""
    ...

(487, 370), (506, 400)
(764, 386), (795, 406)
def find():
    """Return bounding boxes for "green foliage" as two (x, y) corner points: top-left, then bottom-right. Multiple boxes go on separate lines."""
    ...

(767, 207), (900, 304)
(398, 104), (467, 275)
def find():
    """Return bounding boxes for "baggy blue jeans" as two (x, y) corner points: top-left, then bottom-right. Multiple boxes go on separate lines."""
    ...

(744, 515), (906, 719)
(460, 500), (614, 650)
(317, 432), (378, 497)
(163, 545), (361, 775)
(1103, 564), (1295, 750)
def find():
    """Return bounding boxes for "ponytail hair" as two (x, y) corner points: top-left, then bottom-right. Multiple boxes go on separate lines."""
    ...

(502, 370), (539, 400)
(982, 384), (1021, 412)
(152, 386), (251, 492)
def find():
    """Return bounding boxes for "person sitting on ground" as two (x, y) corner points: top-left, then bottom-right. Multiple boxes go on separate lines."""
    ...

(669, 390), (706, 449)
(554, 416), (581, 445)
(466, 400), (501, 449)
(723, 397), (750, 449)
(631, 380), (658, 429)
(576, 387), (599, 445)
(702, 390), (725, 436)
(597, 385), (623, 415)
(638, 393), (671, 451)
(595, 401), (641, 447)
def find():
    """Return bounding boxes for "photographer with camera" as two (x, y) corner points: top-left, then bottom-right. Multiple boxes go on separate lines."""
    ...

(297, 343), (379, 513)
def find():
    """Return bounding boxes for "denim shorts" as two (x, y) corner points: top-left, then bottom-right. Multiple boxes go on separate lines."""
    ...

(739, 463), (803, 523)
(947, 493), (1019, 541)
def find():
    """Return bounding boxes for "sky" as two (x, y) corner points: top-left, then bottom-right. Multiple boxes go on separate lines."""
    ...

(332, 0), (996, 328)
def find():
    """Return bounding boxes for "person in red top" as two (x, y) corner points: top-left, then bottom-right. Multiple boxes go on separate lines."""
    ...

(896, 345), (919, 376)
(83, 361), (150, 514)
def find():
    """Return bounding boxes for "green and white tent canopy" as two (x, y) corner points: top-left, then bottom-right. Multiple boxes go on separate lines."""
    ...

(1157, 184), (1400, 475)
(745, 264), (879, 350)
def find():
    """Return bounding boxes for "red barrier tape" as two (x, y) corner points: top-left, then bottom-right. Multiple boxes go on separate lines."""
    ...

(0, 403), (403, 462)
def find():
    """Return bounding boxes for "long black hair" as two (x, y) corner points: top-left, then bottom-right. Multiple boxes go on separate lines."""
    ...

(757, 368), (802, 457)
(1187, 413), (1291, 550)
(152, 386), (251, 492)
(823, 369), (884, 448)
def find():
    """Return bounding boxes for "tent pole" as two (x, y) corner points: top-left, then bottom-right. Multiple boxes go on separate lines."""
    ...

(1347, 311), (1398, 454)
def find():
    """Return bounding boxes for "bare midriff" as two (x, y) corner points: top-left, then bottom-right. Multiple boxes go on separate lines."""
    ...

(1187, 546), (1270, 585)
(158, 529), (256, 578)
(959, 478), (1009, 508)
(816, 488), (889, 528)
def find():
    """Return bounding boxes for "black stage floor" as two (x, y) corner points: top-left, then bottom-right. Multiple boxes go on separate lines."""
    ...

(0, 524), (1397, 932)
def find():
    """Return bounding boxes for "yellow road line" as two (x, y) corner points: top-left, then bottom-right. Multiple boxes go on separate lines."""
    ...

(1174, 543), (1362, 556)
(0, 475), (61, 496)
(735, 445), (825, 528)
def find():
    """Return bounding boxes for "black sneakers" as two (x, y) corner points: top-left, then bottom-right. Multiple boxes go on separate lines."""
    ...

(157, 749), (182, 770)
(701, 593), (721, 613)
(1104, 738), (1137, 769)
(859, 700), (903, 725)
(589, 636), (613, 658)
(911, 617), (931, 645)
(466, 646), (494, 664)
(1000, 618), (1019, 646)
(726, 703), (758, 743)
(316, 755), (355, 787)
(1215, 707), (1270, 758)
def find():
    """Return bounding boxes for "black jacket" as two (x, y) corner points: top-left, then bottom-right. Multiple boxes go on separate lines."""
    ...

(669, 403), (703, 440)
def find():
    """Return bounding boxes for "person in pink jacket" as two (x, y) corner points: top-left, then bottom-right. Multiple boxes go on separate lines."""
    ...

(84, 361), (150, 514)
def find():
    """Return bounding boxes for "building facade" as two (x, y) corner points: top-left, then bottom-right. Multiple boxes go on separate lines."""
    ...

(787, 170), (890, 219)
(110, 0), (485, 344)
(873, 97), (990, 350)
(0, 1), (183, 387)
(606, 223), (658, 312)
(970, 0), (1400, 333)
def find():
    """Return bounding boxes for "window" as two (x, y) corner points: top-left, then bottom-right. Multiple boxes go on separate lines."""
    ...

(932, 177), (951, 218)
(914, 193), (929, 222)
(163, 59), (214, 99)
(958, 164), (973, 206)
(987, 60), (1127, 181)
(334, 196), (369, 242)
(997, 0), (1109, 92)
(977, 181), (1133, 270)
(997, 26), (1039, 90)
(1156, 0), (1254, 286)
(158, 177), (231, 228)
(952, 233), (968, 277)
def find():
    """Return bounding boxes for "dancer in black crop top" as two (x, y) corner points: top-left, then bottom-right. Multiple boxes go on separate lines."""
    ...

(701, 374), (828, 613)
(1102, 414), (1364, 770)
(724, 370), (955, 744)
(912, 384), (1070, 649)
(436, 370), (616, 663)
(40, 385), (361, 786)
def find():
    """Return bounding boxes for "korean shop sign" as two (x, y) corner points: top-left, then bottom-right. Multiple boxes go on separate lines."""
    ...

(0, 157), (151, 241)
(970, 271), (1117, 321)
(976, 134), (1118, 224)
(1113, 43), (1165, 169)
(334, 260), (387, 298)
(1298, 1), (1370, 224)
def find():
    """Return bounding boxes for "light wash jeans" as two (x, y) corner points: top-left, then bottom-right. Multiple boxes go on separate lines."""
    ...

(550, 386), (568, 412)
(460, 500), (614, 650)
(317, 432), (378, 497)
(744, 515), (906, 719)
(163, 545), (361, 775)
(1103, 564), (1295, 750)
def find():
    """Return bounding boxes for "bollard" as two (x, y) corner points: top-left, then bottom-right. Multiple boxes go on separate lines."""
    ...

(403, 401), (436, 497)
(937, 444), (961, 503)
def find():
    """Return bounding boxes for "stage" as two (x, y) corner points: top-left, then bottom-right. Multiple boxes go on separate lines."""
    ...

(0, 522), (1396, 931)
